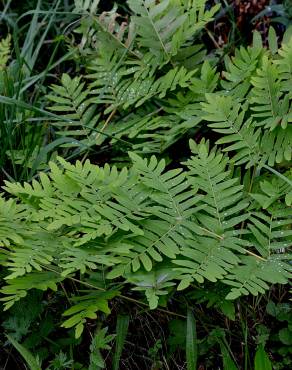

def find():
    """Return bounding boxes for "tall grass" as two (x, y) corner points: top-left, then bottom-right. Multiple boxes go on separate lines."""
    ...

(0, 0), (75, 182)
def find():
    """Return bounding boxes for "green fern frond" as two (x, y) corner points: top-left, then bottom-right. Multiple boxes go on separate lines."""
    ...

(250, 174), (292, 209)
(186, 141), (250, 236)
(180, 0), (220, 40)
(172, 142), (250, 289)
(127, 0), (188, 63)
(259, 126), (292, 166)
(87, 50), (131, 109)
(88, 55), (198, 112)
(47, 73), (101, 148)
(247, 209), (292, 258)
(59, 245), (127, 277)
(250, 56), (291, 130)
(222, 44), (264, 98)
(4, 231), (59, 280)
(201, 93), (292, 167)
(61, 290), (118, 338)
(173, 235), (241, 290)
(222, 198), (292, 300)
(107, 61), (217, 154)
(0, 197), (27, 247)
(0, 272), (64, 310)
(128, 0), (219, 65)
(201, 95), (261, 167)
(224, 255), (291, 300)
(107, 152), (203, 275)
(48, 0), (221, 156)
(274, 36), (292, 94)
(0, 140), (290, 317)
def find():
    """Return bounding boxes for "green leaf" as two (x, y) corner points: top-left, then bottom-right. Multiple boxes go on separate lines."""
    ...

(268, 27), (278, 54)
(219, 340), (238, 370)
(254, 345), (272, 370)
(285, 191), (292, 206)
(279, 328), (292, 345)
(253, 30), (263, 49)
(220, 300), (235, 321)
(283, 25), (292, 44)
(186, 309), (198, 370)
(6, 334), (41, 370)
(89, 327), (115, 370)
(225, 290), (241, 300)
(113, 315), (130, 370)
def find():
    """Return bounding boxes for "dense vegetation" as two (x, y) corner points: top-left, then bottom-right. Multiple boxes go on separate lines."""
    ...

(0, 1), (291, 369)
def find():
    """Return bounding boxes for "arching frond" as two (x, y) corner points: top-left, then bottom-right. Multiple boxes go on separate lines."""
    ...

(47, 73), (101, 148)
(222, 44), (264, 98)
(250, 56), (291, 130)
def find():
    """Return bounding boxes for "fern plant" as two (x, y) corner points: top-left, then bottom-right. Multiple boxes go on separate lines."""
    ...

(46, 0), (220, 156)
(201, 30), (292, 169)
(47, 73), (101, 149)
(0, 138), (291, 337)
(0, 1), (291, 349)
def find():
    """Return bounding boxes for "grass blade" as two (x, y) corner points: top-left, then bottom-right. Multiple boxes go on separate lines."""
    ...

(6, 334), (41, 370)
(113, 315), (130, 370)
(186, 309), (197, 370)
(218, 340), (238, 370)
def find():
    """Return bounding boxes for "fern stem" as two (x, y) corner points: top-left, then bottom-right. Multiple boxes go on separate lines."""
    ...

(60, 282), (71, 304)
(243, 249), (266, 261)
(199, 226), (224, 240)
(80, 108), (117, 163)
(263, 164), (292, 188)
(92, 15), (141, 60)
(143, 3), (170, 63)
(205, 27), (220, 49)
(96, 108), (117, 142)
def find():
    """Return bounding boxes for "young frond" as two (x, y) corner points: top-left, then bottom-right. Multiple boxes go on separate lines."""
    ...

(247, 209), (292, 258)
(250, 56), (291, 130)
(47, 73), (101, 148)
(4, 232), (58, 280)
(127, 0), (219, 64)
(171, 142), (250, 290)
(0, 197), (27, 247)
(173, 236), (241, 290)
(186, 141), (249, 236)
(61, 290), (118, 338)
(0, 272), (64, 310)
(128, 0), (187, 63)
(224, 255), (291, 300)
(201, 95), (261, 167)
(108, 152), (203, 273)
(222, 44), (264, 98)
